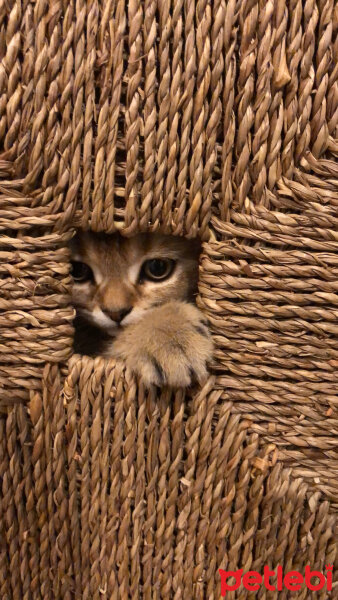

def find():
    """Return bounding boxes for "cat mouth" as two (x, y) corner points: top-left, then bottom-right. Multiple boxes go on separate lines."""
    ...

(77, 309), (122, 337)
(105, 324), (120, 337)
(77, 307), (145, 335)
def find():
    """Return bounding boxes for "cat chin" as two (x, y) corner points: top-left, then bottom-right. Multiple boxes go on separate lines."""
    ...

(104, 326), (119, 337)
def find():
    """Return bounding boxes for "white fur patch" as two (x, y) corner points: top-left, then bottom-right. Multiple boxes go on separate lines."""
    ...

(92, 268), (103, 285)
(128, 261), (143, 285)
(90, 307), (118, 336)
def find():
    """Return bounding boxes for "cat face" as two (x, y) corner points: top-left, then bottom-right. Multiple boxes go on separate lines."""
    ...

(70, 231), (201, 337)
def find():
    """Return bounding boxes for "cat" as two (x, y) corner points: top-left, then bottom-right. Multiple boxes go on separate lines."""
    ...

(70, 231), (213, 388)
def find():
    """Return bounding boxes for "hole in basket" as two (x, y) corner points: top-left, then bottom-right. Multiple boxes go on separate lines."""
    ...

(69, 228), (203, 359)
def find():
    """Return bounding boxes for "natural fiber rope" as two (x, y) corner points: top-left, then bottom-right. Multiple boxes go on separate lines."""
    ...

(0, 0), (337, 597)
(0, 361), (333, 598)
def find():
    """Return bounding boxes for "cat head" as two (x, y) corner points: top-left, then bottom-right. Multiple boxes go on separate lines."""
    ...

(70, 231), (201, 337)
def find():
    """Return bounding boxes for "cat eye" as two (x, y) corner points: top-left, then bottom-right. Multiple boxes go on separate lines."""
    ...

(142, 258), (175, 281)
(71, 261), (93, 282)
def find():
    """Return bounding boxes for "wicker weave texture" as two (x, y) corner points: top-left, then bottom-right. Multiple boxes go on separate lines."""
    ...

(0, 0), (337, 598)
(0, 362), (336, 599)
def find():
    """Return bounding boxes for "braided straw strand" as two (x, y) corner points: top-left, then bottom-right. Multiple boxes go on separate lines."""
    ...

(0, 1), (337, 596)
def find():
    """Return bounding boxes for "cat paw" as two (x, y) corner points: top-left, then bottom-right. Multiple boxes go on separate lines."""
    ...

(110, 301), (213, 388)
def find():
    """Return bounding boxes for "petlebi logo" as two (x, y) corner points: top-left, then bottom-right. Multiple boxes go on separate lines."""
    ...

(219, 564), (333, 595)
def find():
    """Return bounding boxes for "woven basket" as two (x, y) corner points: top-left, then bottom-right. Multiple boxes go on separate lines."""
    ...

(0, 1), (337, 598)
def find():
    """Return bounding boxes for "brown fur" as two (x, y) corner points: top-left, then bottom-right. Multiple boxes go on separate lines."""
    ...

(70, 231), (213, 387)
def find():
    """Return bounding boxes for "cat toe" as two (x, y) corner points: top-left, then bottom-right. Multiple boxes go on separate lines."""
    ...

(126, 354), (166, 387)
(189, 363), (208, 384)
(150, 357), (167, 386)
(193, 323), (210, 338)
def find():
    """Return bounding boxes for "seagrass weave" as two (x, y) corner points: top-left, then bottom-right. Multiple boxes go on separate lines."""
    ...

(0, 0), (337, 598)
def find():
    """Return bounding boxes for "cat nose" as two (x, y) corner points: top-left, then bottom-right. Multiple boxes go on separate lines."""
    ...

(103, 307), (132, 324)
